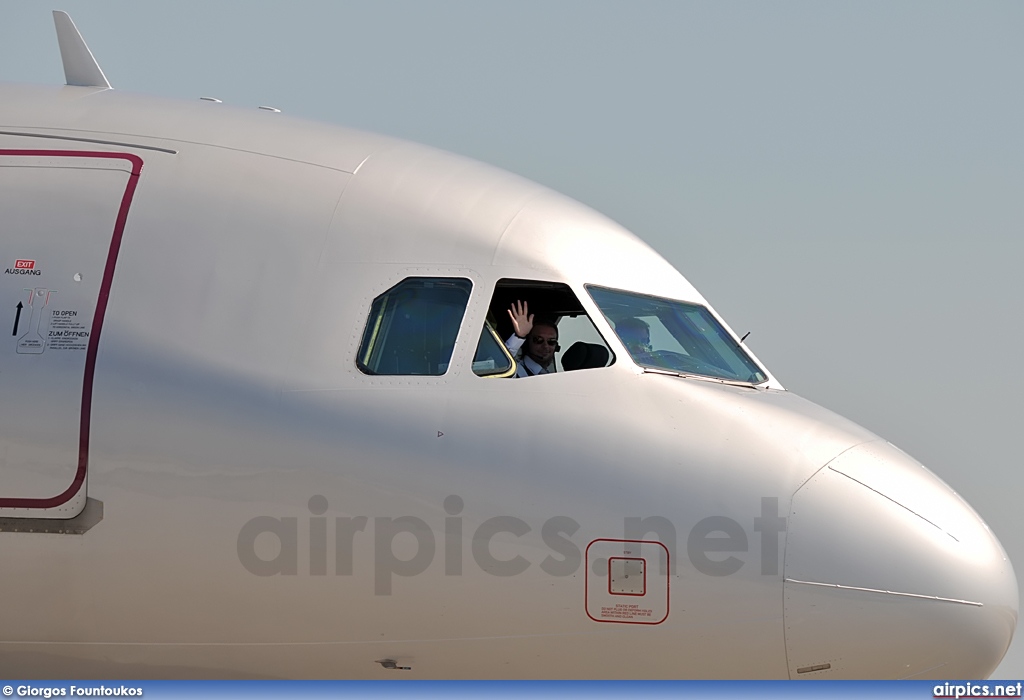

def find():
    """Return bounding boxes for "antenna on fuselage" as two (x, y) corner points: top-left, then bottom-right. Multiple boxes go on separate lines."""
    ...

(52, 10), (111, 89)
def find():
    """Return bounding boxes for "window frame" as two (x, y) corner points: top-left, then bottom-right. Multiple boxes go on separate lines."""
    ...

(473, 322), (518, 378)
(585, 284), (768, 386)
(356, 276), (474, 377)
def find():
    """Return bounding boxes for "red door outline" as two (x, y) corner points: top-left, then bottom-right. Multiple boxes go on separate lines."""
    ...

(0, 149), (143, 510)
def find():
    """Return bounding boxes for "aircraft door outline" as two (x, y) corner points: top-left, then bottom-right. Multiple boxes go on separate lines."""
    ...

(0, 149), (143, 519)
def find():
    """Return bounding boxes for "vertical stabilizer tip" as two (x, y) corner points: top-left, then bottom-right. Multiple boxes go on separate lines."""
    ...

(53, 10), (111, 89)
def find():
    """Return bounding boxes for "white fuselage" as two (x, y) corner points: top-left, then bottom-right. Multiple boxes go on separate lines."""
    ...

(0, 83), (1016, 679)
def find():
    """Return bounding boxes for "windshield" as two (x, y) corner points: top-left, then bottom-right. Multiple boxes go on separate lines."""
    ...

(587, 286), (767, 384)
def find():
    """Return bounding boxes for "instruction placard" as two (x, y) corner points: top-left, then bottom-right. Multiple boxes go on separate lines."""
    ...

(585, 539), (670, 625)
(47, 309), (89, 351)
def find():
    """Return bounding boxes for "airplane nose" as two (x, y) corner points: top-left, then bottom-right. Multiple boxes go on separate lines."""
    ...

(783, 441), (1018, 679)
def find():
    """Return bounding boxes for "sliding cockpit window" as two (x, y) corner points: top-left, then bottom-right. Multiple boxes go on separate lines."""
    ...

(357, 277), (472, 376)
(473, 323), (516, 377)
(479, 278), (613, 377)
(587, 285), (767, 385)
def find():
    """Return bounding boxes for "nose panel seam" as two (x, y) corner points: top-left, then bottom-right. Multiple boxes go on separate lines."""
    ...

(785, 577), (983, 607)
(828, 466), (959, 542)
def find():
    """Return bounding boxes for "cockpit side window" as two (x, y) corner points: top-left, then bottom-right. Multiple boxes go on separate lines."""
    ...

(472, 323), (516, 377)
(357, 277), (472, 376)
(477, 279), (613, 377)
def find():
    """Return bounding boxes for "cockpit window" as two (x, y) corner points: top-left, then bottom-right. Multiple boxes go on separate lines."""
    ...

(473, 323), (516, 377)
(587, 285), (767, 384)
(358, 277), (472, 376)
(480, 279), (613, 378)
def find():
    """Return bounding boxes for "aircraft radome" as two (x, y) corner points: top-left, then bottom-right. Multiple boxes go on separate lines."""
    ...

(0, 11), (1016, 679)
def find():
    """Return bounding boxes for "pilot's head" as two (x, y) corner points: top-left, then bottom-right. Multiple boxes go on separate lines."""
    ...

(526, 321), (559, 367)
(615, 317), (651, 355)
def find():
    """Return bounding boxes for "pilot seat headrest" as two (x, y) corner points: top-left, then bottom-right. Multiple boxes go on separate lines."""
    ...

(562, 342), (610, 371)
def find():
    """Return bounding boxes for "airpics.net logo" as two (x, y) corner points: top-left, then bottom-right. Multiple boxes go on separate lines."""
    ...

(5, 259), (40, 276)
(236, 495), (788, 595)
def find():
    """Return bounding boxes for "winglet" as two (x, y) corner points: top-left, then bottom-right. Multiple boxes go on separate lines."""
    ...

(53, 10), (111, 89)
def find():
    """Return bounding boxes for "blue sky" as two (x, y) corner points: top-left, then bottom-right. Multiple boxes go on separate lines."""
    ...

(3, 0), (1022, 677)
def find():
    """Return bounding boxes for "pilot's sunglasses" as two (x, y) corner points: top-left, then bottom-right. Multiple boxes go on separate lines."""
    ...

(531, 336), (558, 346)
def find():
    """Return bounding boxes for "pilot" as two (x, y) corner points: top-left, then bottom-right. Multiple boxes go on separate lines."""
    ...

(615, 317), (652, 356)
(506, 300), (559, 377)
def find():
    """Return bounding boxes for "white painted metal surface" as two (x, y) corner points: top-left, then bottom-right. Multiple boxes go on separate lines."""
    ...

(0, 14), (1015, 680)
(52, 11), (110, 89)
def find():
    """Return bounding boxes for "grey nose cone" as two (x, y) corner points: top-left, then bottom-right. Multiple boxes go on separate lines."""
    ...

(783, 441), (1018, 679)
